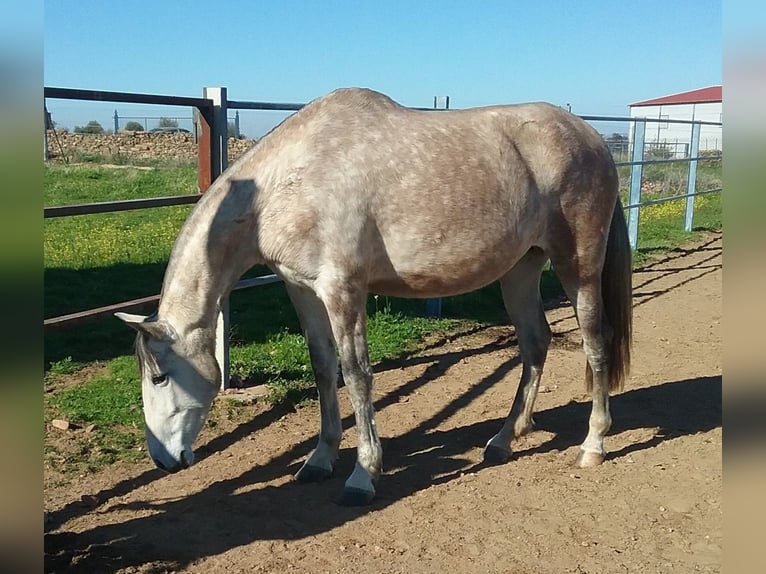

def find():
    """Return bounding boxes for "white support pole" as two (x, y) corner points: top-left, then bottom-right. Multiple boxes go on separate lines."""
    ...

(216, 299), (231, 390)
(684, 121), (701, 232)
(204, 87), (231, 390)
(627, 120), (646, 251)
(203, 87), (228, 179)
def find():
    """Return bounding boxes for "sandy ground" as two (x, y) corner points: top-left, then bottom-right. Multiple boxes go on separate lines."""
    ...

(44, 232), (722, 574)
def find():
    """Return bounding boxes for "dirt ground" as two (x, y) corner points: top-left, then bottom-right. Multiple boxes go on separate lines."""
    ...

(44, 233), (722, 574)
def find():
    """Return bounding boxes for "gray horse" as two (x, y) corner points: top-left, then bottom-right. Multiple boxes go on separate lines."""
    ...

(117, 88), (632, 505)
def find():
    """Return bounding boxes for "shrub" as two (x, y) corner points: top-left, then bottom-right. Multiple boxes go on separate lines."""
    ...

(158, 117), (178, 128)
(124, 121), (144, 132)
(74, 121), (105, 134)
(699, 149), (722, 168)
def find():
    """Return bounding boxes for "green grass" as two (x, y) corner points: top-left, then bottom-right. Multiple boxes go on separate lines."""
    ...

(616, 160), (722, 194)
(45, 356), (145, 475)
(44, 160), (721, 476)
(44, 162), (197, 206)
(44, 164), (197, 318)
(45, 356), (83, 380)
(634, 193), (721, 259)
(613, 160), (722, 266)
(50, 356), (142, 427)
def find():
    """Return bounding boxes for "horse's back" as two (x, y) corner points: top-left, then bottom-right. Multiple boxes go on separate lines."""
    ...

(251, 89), (618, 297)
(263, 87), (614, 202)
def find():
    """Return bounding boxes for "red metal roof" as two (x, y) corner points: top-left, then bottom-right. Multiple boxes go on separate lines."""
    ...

(630, 86), (722, 107)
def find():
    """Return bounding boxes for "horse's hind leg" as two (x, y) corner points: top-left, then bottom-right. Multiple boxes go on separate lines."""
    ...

(318, 279), (381, 506)
(549, 255), (613, 467)
(285, 284), (342, 483)
(484, 247), (552, 464)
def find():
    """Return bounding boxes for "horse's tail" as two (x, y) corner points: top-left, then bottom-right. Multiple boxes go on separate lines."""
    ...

(587, 199), (633, 393)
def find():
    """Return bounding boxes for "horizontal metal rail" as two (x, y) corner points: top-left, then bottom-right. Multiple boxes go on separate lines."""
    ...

(45, 87), (213, 109)
(227, 100), (452, 113)
(615, 154), (722, 167)
(44, 294), (161, 330)
(579, 114), (722, 126)
(43, 274), (282, 331)
(234, 274), (283, 290)
(227, 100), (305, 111)
(623, 187), (722, 210)
(44, 195), (202, 218)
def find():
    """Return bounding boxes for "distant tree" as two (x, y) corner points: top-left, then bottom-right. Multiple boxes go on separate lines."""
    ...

(158, 117), (179, 128)
(124, 121), (144, 132)
(605, 132), (628, 144)
(74, 120), (105, 134)
(603, 132), (629, 158)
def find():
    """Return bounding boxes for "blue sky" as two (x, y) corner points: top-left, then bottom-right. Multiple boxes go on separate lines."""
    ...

(44, 0), (721, 137)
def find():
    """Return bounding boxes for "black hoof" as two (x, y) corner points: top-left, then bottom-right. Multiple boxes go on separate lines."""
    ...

(483, 445), (512, 465)
(295, 464), (333, 483)
(336, 487), (375, 506)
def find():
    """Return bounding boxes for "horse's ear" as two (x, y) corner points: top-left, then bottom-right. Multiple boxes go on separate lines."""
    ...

(115, 312), (175, 341)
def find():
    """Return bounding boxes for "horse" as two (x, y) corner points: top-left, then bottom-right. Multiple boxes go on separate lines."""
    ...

(117, 87), (632, 506)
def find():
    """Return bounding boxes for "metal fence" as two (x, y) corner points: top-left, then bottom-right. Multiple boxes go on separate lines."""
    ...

(44, 85), (722, 387)
(112, 110), (243, 137)
(579, 114), (723, 250)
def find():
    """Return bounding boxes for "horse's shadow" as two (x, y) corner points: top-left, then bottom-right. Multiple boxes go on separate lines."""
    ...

(44, 371), (721, 573)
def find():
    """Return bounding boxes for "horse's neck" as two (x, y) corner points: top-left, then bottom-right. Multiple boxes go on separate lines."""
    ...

(158, 177), (261, 334)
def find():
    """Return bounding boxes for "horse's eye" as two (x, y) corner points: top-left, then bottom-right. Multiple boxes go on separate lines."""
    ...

(151, 373), (168, 385)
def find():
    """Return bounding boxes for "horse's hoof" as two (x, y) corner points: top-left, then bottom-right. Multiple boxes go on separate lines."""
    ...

(336, 487), (375, 506)
(483, 445), (512, 465)
(295, 464), (333, 483)
(575, 450), (605, 468)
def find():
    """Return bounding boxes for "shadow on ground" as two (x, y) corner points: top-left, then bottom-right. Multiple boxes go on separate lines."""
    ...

(45, 370), (721, 574)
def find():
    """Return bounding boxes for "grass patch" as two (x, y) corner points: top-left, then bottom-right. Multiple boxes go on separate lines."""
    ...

(614, 161), (722, 266)
(49, 356), (142, 427)
(632, 192), (722, 266)
(45, 356), (84, 380)
(45, 356), (145, 476)
(616, 162), (722, 198)
(44, 163), (197, 318)
(230, 310), (464, 405)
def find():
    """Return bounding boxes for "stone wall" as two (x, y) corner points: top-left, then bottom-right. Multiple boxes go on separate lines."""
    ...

(45, 130), (258, 163)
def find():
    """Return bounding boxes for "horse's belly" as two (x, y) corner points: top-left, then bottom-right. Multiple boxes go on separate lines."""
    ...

(367, 243), (526, 298)
(368, 273), (495, 298)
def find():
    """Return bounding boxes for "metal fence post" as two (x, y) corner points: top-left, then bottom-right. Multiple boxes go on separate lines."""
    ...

(628, 120), (646, 251)
(203, 87), (228, 178)
(195, 106), (213, 192)
(425, 96), (450, 318)
(113, 110), (119, 133)
(204, 87), (231, 390)
(684, 121), (701, 232)
(44, 107), (50, 161)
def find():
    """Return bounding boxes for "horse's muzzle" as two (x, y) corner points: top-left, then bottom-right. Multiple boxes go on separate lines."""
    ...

(152, 450), (191, 474)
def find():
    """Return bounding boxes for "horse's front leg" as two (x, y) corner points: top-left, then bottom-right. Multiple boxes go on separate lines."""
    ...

(322, 283), (381, 506)
(286, 285), (342, 483)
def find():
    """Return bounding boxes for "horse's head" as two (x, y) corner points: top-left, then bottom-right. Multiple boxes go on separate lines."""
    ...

(116, 312), (220, 473)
